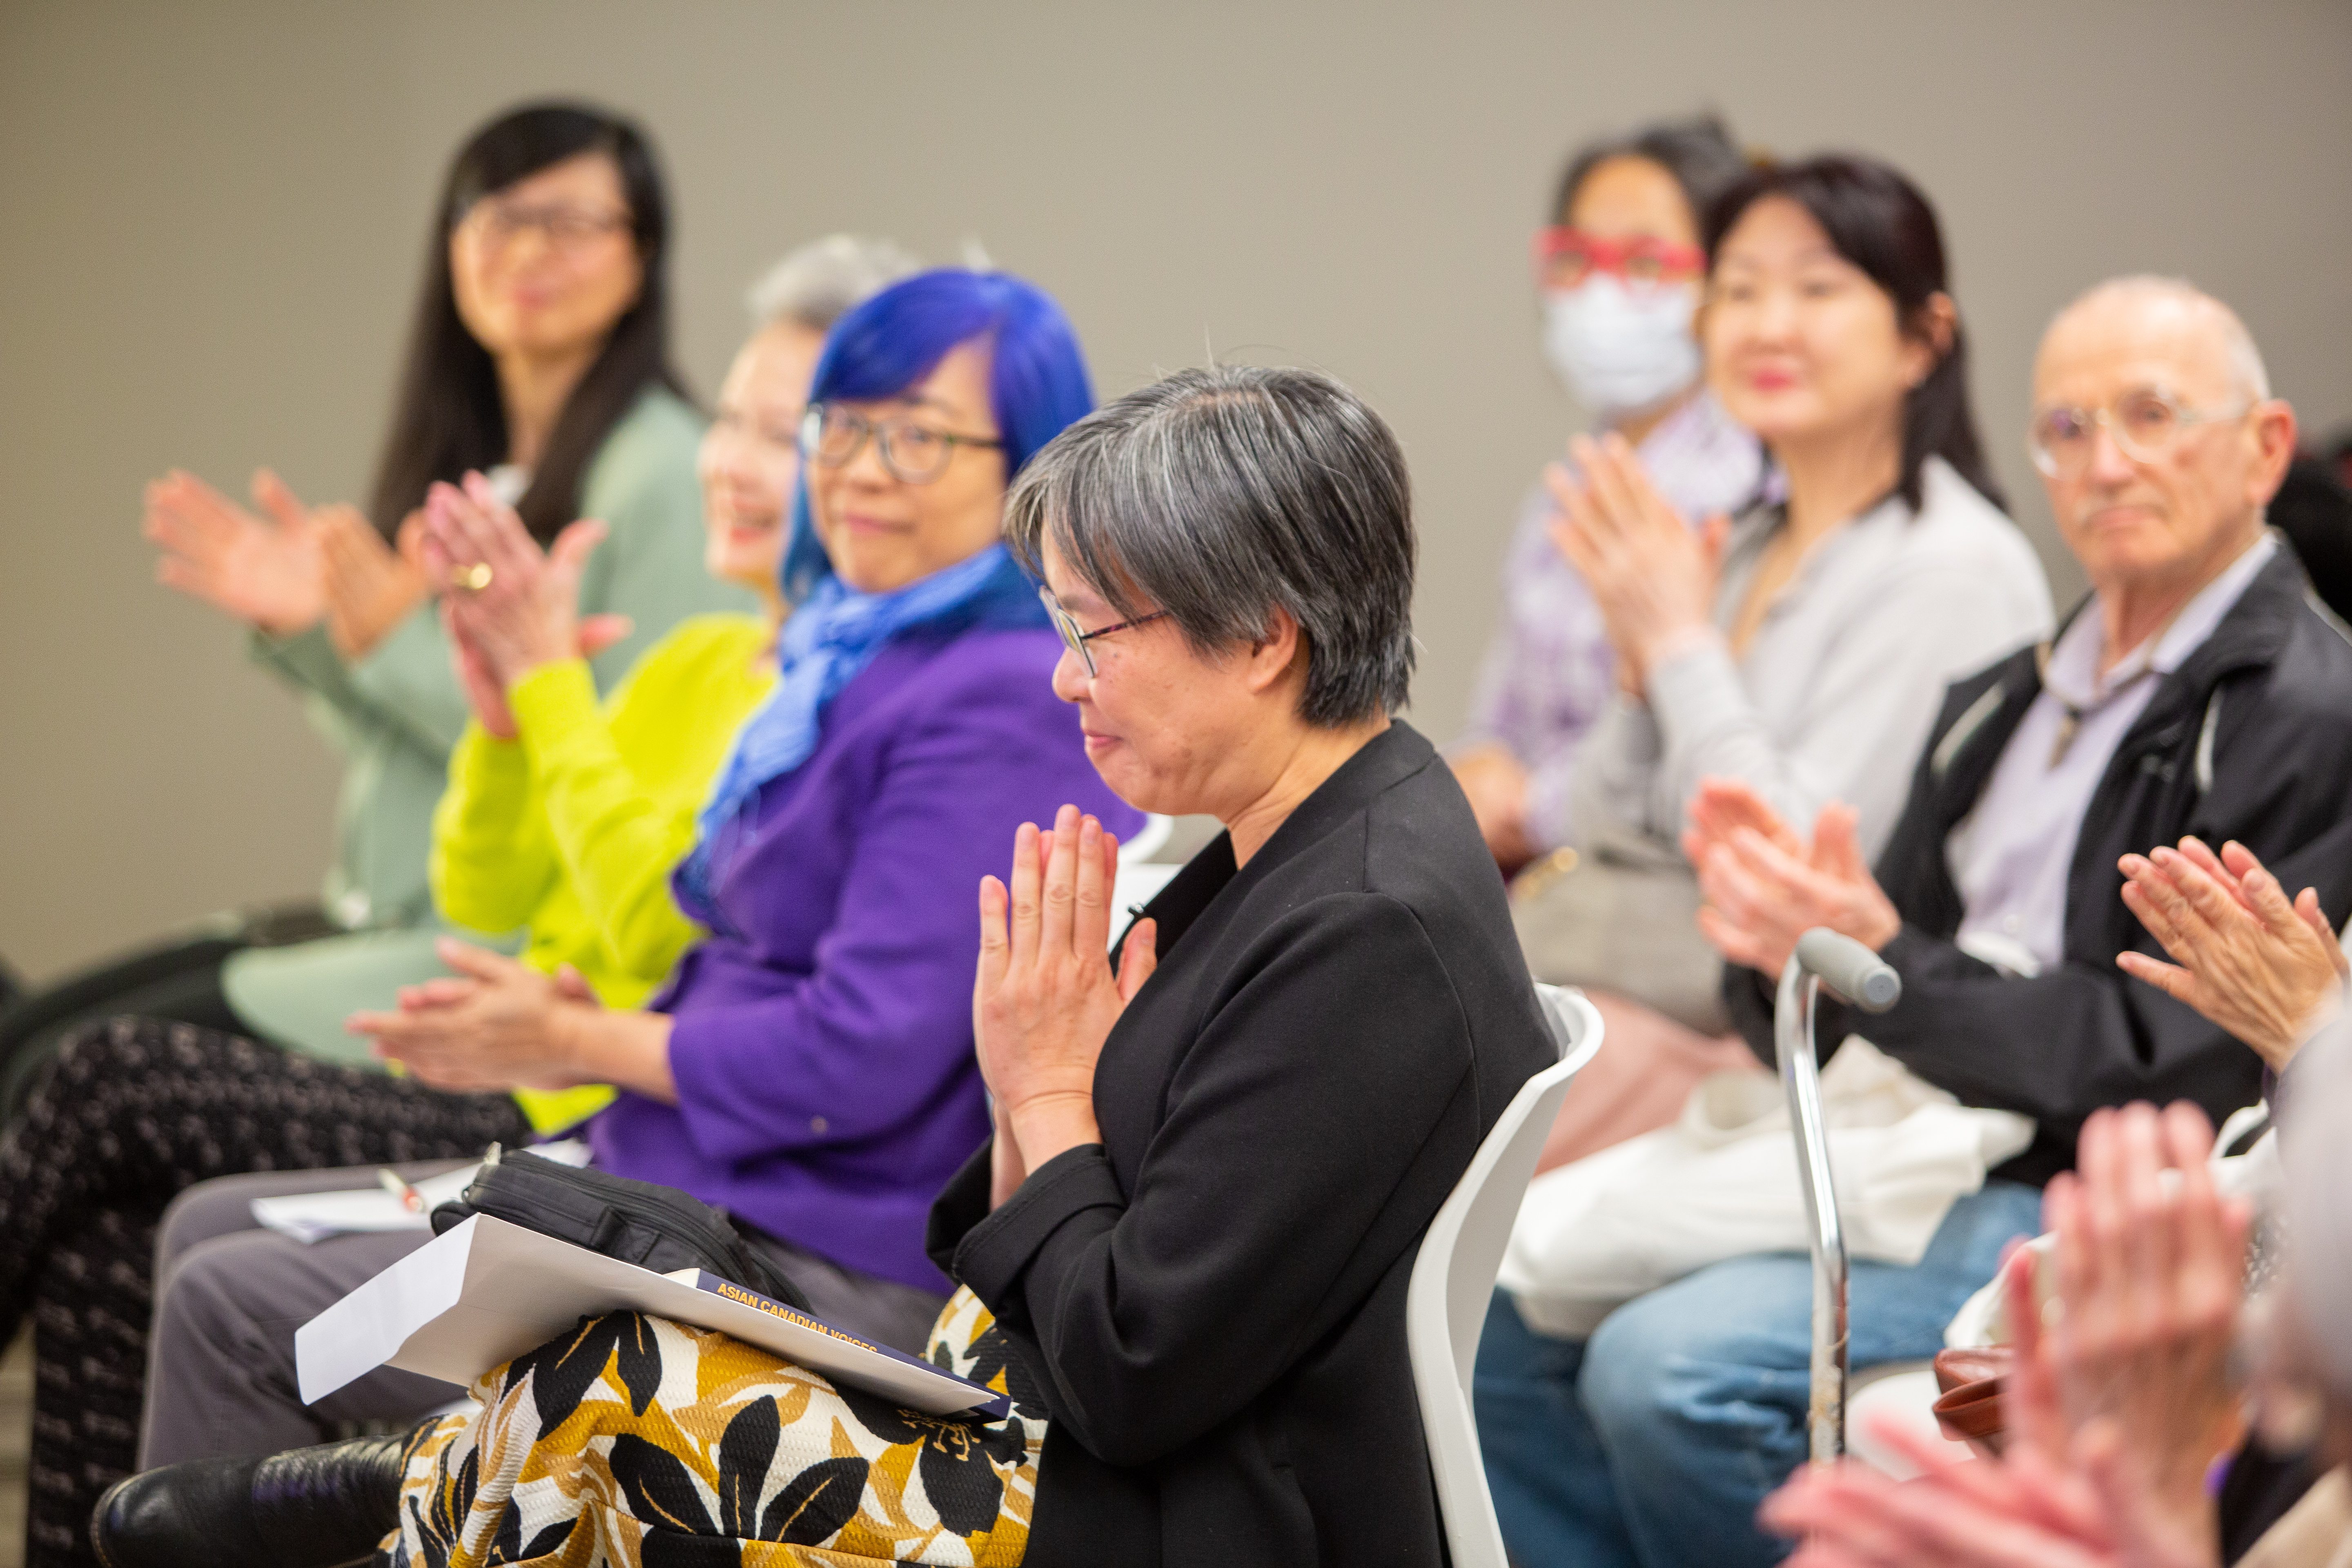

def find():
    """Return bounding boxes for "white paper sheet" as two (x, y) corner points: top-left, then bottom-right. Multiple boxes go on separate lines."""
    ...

(248, 1139), (591, 1244)
(294, 1213), (1001, 1417)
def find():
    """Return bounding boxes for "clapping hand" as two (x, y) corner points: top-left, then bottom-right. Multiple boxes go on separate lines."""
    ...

(1546, 431), (1729, 695)
(1684, 774), (1806, 862)
(1759, 1105), (2245, 1568)
(1762, 1420), (2127, 1568)
(2024, 1104), (2248, 1535)
(419, 475), (633, 737)
(347, 938), (601, 1094)
(1684, 777), (1900, 979)
(318, 506), (428, 659)
(419, 473), (625, 683)
(441, 597), (520, 739)
(145, 468), (327, 635)
(2117, 838), (2347, 1069)
(974, 806), (1158, 1204)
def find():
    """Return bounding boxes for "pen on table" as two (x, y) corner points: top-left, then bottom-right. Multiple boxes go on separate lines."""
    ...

(379, 1168), (425, 1214)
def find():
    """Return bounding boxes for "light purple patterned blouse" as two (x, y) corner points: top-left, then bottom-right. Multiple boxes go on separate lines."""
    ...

(1455, 389), (1768, 849)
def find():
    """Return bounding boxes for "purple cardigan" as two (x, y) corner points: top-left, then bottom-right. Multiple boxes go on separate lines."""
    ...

(587, 621), (1140, 1291)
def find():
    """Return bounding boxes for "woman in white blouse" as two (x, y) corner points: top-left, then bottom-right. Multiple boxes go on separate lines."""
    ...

(1528, 153), (2053, 1168)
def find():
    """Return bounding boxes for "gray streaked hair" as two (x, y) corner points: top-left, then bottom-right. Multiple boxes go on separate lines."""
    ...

(745, 234), (922, 333)
(1006, 364), (1416, 727)
(2051, 275), (2272, 402)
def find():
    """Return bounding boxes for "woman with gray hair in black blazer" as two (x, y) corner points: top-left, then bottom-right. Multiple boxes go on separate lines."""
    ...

(92, 365), (1554, 1568)
(933, 363), (1556, 1565)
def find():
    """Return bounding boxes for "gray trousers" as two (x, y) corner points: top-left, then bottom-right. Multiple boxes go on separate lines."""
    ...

(138, 1163), (951, 1468)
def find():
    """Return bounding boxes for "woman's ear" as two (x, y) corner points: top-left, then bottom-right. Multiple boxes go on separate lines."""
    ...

(1242, 605), (1307, 699)
(1904, 293), (1959, 387)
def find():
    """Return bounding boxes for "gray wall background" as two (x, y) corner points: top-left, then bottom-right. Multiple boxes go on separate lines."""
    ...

(4, 0), (2349, 982)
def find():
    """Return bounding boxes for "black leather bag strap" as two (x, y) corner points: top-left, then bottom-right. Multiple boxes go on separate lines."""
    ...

(431, 1150), (811, 1311)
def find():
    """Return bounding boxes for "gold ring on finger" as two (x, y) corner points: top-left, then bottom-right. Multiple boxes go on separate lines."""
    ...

(457, 562), (494, 592)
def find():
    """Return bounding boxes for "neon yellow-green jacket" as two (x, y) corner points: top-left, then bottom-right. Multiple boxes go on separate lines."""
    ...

(432, 612), (776, 1128)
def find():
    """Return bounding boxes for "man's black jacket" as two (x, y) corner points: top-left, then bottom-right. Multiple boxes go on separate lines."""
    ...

(1727, 546), (2352, 1185)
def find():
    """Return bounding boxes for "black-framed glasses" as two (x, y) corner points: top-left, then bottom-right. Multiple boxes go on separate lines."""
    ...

(2028, 387), (2253, 479)
(802, 403), (1004, 486)
(459, 200), (633, 252)
(1039, 588), (1169, 677)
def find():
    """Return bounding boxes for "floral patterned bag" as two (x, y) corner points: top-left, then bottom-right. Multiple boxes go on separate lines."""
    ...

(376, 1287), (1046, 1567)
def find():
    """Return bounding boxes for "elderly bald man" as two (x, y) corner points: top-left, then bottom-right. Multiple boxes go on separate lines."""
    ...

(1694, 276), (2352, 1172)
(1475, 278), (2352, 1568)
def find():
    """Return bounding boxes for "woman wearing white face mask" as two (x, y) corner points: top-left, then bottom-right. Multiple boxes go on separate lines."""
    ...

(1452, 116), (1761, 878)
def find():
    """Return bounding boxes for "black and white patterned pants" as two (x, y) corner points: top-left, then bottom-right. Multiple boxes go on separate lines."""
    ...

(0, 1015), (530, 1566)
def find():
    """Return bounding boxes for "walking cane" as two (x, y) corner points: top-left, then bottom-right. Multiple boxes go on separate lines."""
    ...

(1775, 928), (1902, 1464)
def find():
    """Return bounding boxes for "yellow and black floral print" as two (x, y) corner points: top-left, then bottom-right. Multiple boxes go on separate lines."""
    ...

(379, 1287), (1045, 1567)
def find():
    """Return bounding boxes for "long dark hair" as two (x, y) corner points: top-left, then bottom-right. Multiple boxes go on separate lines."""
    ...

(1704, 155), (2004, 514)
(367, 101), (686, 543)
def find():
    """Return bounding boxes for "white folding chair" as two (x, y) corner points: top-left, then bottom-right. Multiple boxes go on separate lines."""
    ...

(1406, 982), (1604, 1568)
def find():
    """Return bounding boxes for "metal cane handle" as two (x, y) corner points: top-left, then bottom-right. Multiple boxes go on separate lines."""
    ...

(1775, 929), (1900, 1466)
(1793, 929), (1900, 1012)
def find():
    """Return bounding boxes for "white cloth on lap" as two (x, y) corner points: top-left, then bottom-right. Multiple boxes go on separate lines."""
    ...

(1940, 1102), (2281, 1351)
(1499, 1037), (2034, 1338)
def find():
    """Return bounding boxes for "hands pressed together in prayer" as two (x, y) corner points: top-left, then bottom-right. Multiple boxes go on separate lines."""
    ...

(1546, 430), (1730, 696)
(974, 804), (1158, 1208)
(348, 937), (677, 1103)
(1760, 1102), (2250, 1568)
(418, 474), (632, 738)
(2116, 838), (2347, 1071)
(145, 468), (429, 658)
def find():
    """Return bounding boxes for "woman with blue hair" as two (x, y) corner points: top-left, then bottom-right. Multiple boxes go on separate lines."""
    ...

(124, 268), (1139, 1475)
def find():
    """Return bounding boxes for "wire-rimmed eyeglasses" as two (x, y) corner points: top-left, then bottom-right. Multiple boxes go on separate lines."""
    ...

(1039, 588), (1169, 677)
(2028, 388), (2253, 479)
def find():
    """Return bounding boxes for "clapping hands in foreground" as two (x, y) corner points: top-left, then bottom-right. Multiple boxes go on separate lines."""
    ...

(2117, 837), (2347, 1070)
(1762, 1102), (2250, 1568)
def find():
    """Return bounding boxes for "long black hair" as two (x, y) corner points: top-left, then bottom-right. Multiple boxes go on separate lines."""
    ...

(367, 101), (686, 543)
(1704, 155), (2004, 514)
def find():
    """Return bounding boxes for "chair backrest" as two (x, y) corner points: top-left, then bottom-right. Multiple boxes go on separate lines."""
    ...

(1107, 814), (1180, 949)
(1405, 983), (1603, 1568)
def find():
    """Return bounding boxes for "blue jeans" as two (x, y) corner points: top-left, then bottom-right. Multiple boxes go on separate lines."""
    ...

(1473, 1180), (2043, 1568)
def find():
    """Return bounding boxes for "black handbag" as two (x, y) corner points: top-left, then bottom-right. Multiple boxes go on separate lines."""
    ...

(430, 1147), (812, 1312)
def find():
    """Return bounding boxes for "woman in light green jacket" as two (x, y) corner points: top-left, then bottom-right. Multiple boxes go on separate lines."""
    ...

(47, 103), (748, 1080)
(0, 101), (750, 1566)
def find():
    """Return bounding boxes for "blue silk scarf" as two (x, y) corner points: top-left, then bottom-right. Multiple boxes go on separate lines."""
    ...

(676, 543), (1043, 922)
